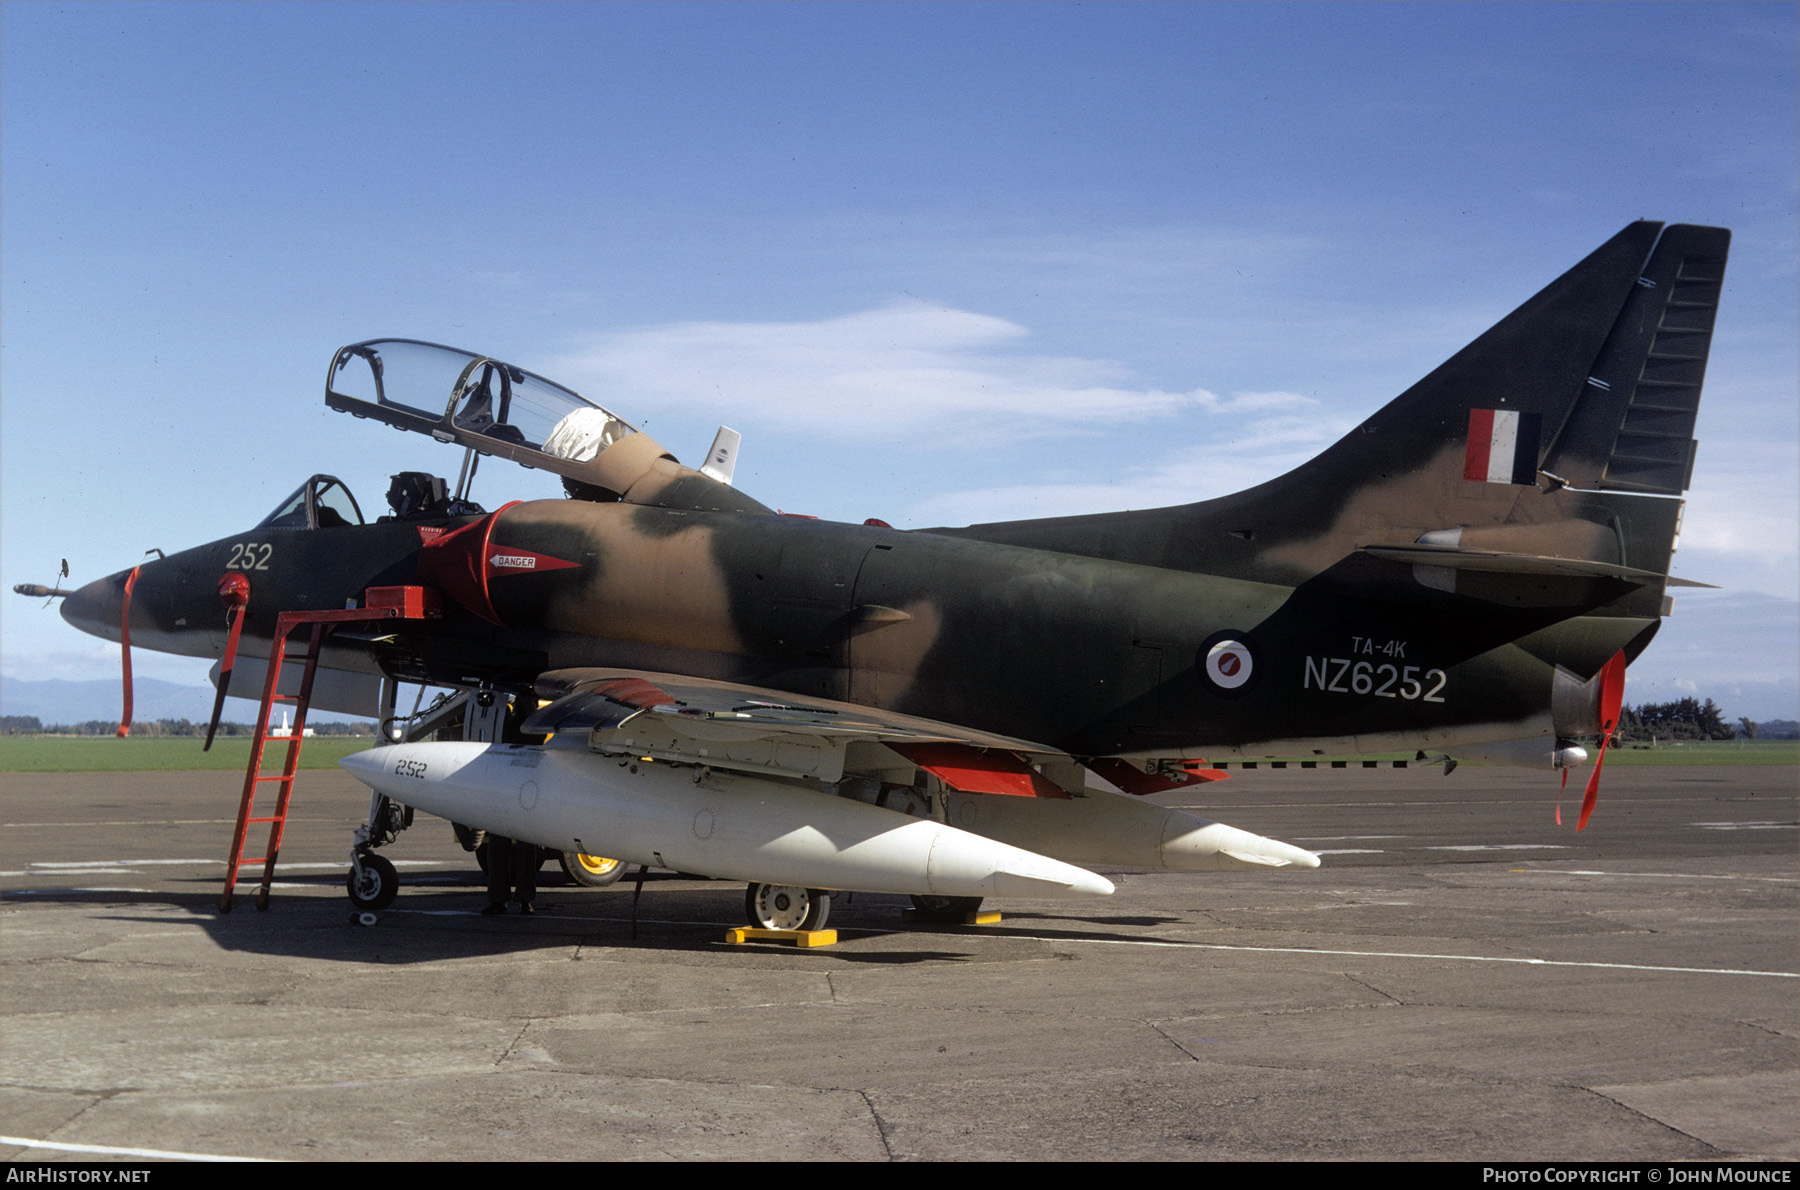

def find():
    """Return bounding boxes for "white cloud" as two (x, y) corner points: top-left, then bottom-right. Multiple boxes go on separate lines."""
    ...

(1681, 443), (1799, 555)
(906, 410), (1354, 526)
(549, 302), (1307, 440)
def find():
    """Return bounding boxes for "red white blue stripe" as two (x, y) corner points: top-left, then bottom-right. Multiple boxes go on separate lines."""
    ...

(1464, 408), (1541, 485)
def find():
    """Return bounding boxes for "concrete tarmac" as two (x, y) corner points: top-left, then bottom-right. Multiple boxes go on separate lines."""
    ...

(2, 761), (1794, 1162)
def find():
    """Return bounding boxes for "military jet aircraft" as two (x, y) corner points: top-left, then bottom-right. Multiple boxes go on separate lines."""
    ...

(40, 220), (1728, 931)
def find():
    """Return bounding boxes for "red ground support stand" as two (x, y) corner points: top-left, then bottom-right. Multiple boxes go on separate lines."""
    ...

(218, 589), (439, 912)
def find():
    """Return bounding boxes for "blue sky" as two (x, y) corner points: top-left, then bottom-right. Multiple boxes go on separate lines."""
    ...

(3, 2), (1796, 718)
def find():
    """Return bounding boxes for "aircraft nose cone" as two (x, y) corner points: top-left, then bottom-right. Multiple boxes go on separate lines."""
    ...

(60, 573), (125, 641)
(338, 746), (392, 781)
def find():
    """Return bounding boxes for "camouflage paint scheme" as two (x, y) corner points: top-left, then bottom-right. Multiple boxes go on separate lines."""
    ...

(58, 222), (1728, 774)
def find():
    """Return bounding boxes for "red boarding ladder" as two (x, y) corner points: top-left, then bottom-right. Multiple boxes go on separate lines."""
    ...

(219, 587), (440, 912)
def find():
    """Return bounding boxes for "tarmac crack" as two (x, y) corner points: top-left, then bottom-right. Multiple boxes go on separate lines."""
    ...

(1740, 1019), (1792, 1040)
(1572, 1085), (1727, 1155)
(5, 1085), (138, 1101)
(1149, 1019), (1205, 1063)
(1341, 971), (1404, 1004)
(857, 1089), (895, 1160)
(13, 1084), (134, 1145)
(496, 1020), (535, 1067)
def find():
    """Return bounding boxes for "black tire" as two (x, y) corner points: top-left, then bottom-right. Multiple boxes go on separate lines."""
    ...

(560, 852), (627, 887)
(909, 894), (984, 922)
(347, 853), (399, 911)
(745, 883), (830, 931)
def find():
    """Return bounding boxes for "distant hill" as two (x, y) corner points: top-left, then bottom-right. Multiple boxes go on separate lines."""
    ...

(0, 675), (369, 727)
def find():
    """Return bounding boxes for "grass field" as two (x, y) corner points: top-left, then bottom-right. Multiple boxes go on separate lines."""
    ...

(0, 735), (378, 773)
(1602, 739), (1800, 766)
(2, 734), (1793, 773)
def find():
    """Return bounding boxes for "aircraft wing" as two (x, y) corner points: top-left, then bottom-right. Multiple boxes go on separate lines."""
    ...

(514, 667), (1307, 871)
(525, 667), (1102, 797)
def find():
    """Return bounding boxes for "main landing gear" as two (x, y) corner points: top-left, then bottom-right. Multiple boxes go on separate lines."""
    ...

(744, 883), (831, 932)
(560, 852), (627, 887)
(739, 887), (987, 931)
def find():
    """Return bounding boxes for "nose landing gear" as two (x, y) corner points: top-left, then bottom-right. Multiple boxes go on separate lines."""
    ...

(347, 851), (398, 911)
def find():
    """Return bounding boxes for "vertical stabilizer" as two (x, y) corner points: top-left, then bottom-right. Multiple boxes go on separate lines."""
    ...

(1542, 224), (1730, 496)
(940, 221), (1730, 601)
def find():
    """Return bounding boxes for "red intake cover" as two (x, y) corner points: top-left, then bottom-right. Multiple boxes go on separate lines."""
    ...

(416, 503), (521, 625)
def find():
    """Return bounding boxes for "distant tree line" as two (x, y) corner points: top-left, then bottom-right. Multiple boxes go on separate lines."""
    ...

(1612, 699), (1799, 742)
(1, 716), (375, 737)
(1616, 697), (1731, 741)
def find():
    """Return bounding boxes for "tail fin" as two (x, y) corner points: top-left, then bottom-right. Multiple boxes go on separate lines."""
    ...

(949, 222), (1730, 596)
(1541, 224), (1730, 496)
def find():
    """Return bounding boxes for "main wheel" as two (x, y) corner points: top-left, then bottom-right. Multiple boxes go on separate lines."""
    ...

(346, 853), (398, 911)
(560, 851), (626, 887)
(745, 883), (830, 931)
(908, 894), (984, 922)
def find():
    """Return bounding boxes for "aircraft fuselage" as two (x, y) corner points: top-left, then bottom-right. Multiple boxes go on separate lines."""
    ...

(63, 495), (1637, 759)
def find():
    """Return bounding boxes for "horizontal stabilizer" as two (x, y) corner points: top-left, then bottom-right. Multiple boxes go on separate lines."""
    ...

(1359, 544), (1715, 587)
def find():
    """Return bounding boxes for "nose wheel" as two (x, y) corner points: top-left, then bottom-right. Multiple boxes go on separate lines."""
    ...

(347, 852), (398, 911)
(745, 883), (830, 932)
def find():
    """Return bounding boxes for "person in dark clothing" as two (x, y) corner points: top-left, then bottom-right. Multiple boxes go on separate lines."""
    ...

(483, 836), (540, 915)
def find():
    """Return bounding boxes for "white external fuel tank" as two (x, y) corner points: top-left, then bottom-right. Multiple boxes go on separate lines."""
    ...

(340, 742), (1114, 899)
(941, 788), (1321, 871)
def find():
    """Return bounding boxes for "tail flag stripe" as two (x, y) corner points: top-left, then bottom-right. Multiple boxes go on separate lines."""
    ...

(1464, 409), (1542, 485)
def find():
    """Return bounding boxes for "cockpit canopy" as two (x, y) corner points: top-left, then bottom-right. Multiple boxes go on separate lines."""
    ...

(257, 474), (365, 530)
(326, 338), (770, 515)
(326, 339), (651, 490)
